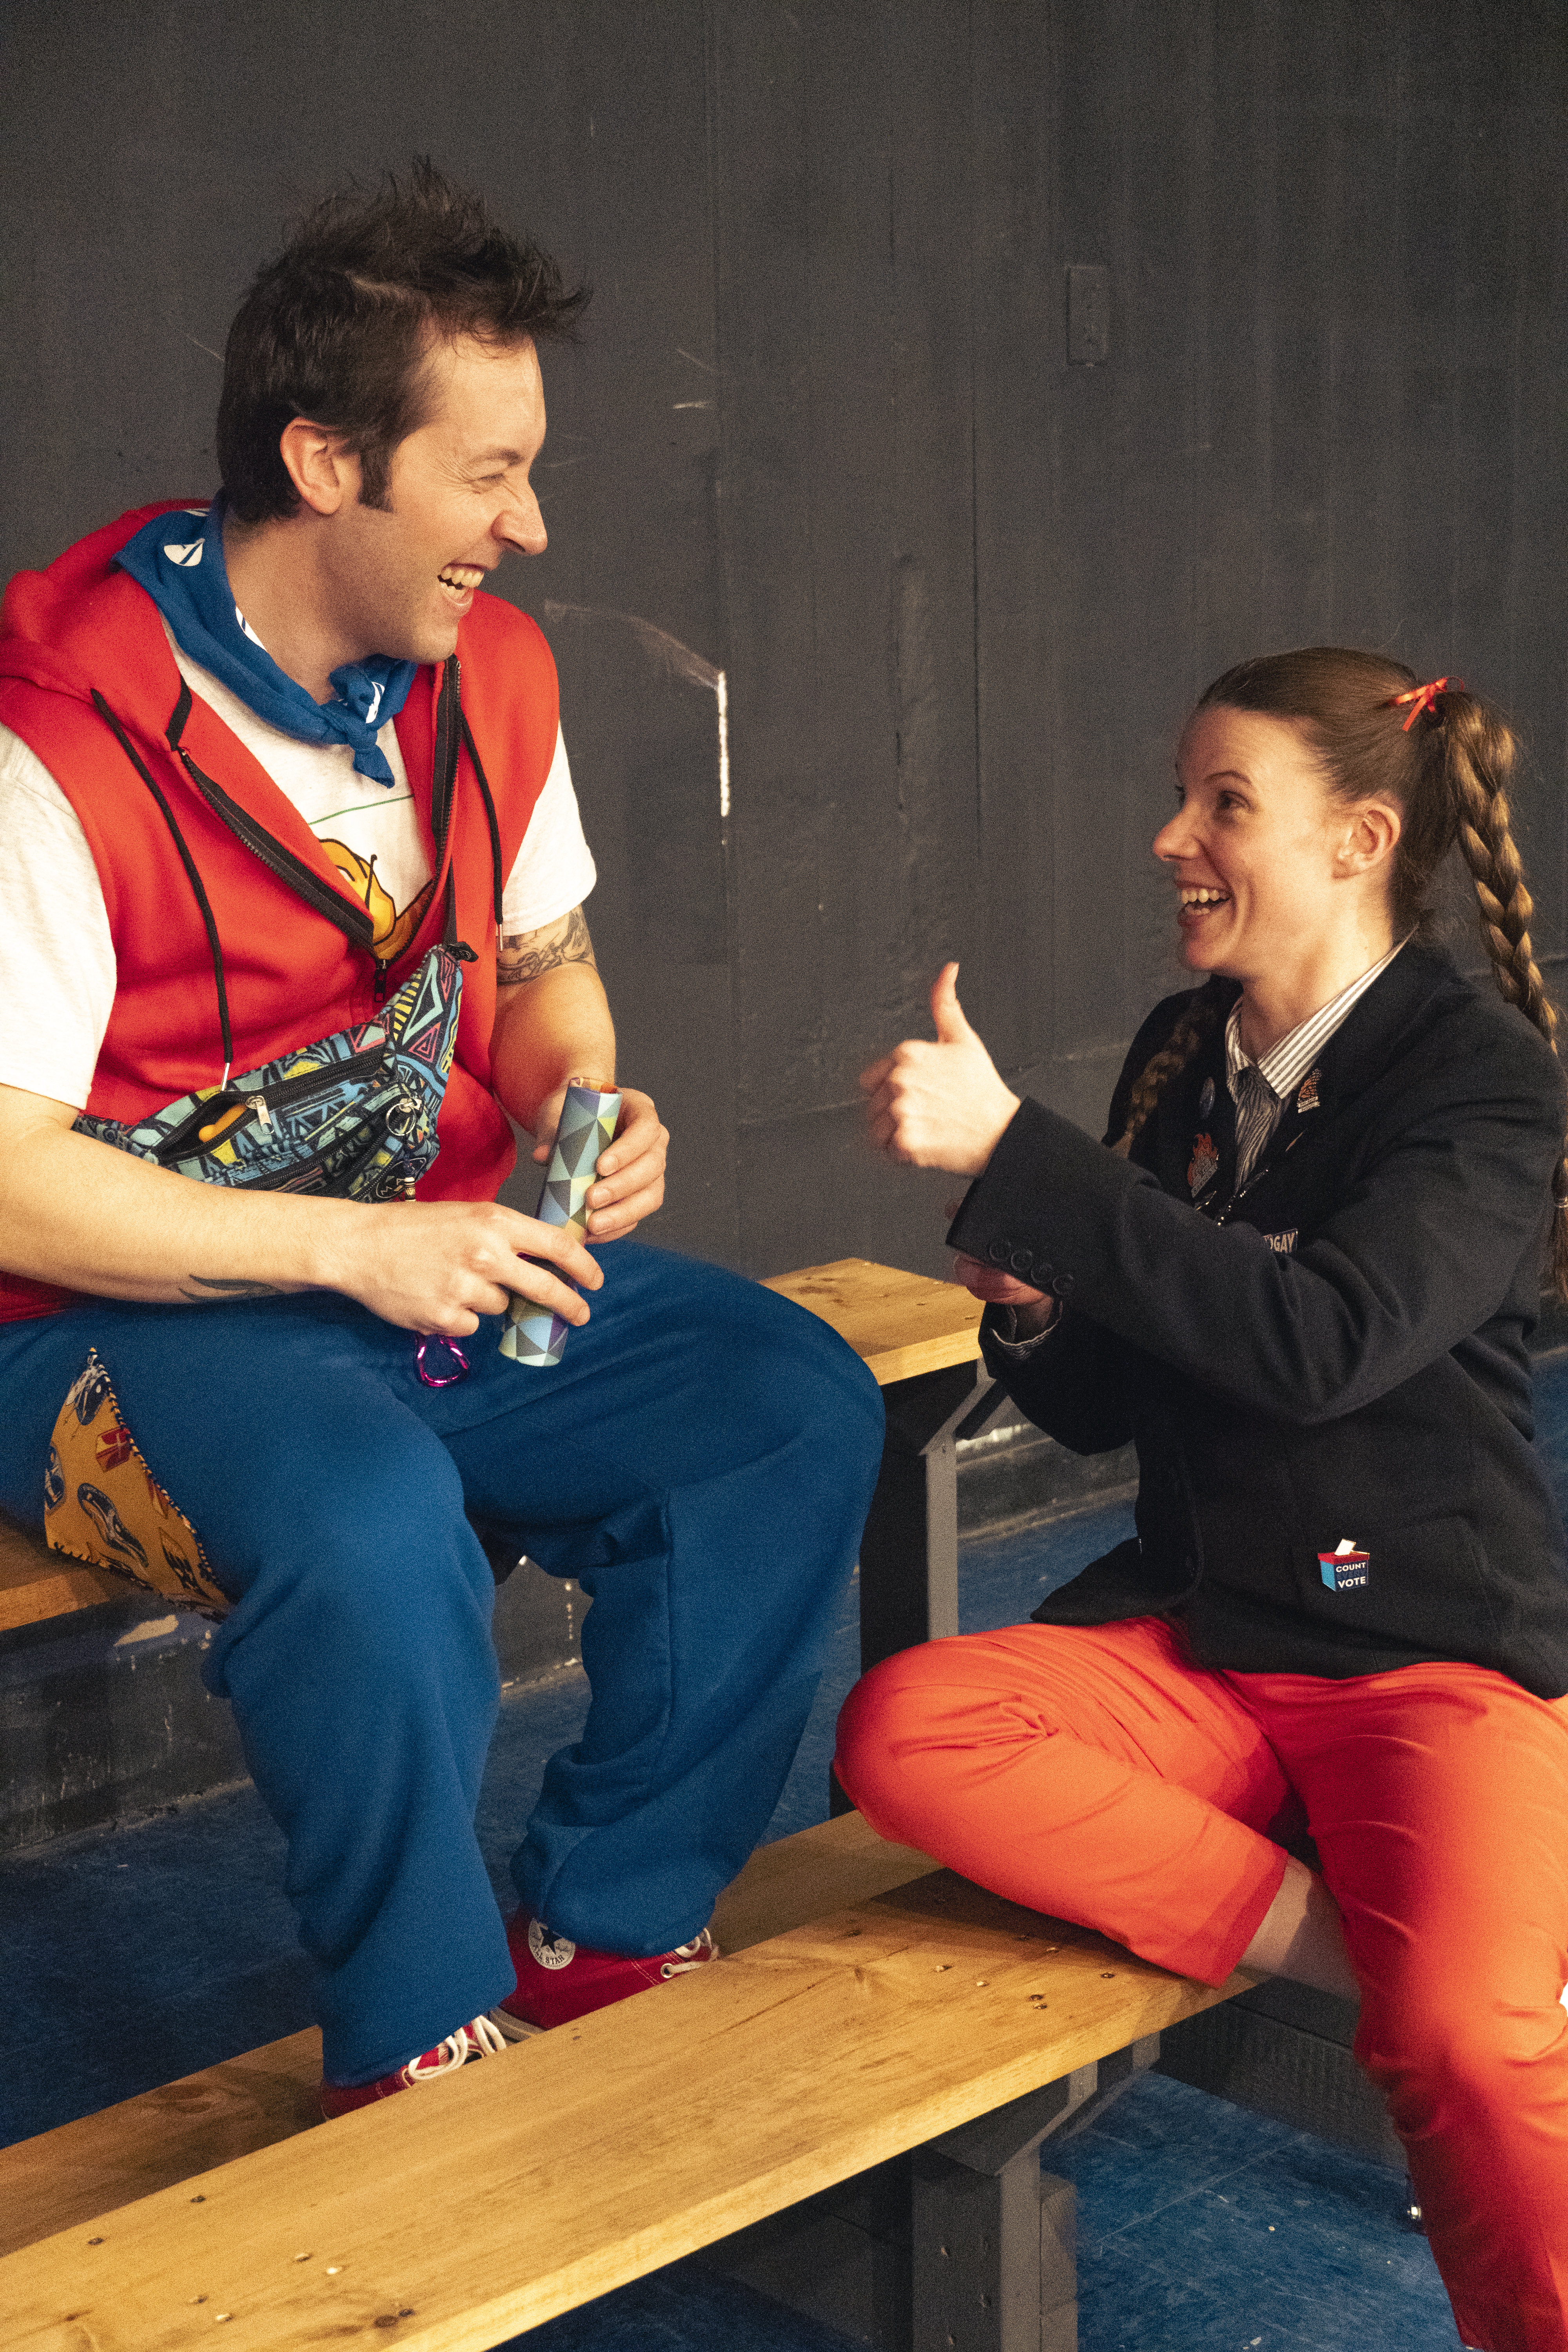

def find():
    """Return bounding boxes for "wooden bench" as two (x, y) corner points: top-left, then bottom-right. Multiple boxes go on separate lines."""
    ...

(0, 1810), (1254, 2351)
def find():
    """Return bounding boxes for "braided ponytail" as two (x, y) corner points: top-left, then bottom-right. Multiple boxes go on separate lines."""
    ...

(1186, 648), (1568, 1302)
(1439, 693), (1568, 1295)
(1443, 701), (1558, 1042)
(1112, 980), (1229, 1157)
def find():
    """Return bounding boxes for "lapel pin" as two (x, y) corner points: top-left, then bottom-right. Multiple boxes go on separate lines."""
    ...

(1188, 1132), (1219, 1197)
(1297, 1068), (1321, 1114)
(1318, 1536), (1369, 1592)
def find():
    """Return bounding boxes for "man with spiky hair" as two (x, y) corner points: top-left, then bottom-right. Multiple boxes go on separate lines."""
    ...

(0, 163), (882, 2113)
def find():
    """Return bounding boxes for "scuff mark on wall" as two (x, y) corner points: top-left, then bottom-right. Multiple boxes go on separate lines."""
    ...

(542, 601), (731, 825)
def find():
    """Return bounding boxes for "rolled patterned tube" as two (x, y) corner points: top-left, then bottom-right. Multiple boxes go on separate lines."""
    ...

(500, 1085), (622, 1368)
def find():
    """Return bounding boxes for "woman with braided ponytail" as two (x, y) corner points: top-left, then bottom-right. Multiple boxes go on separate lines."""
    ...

(851, 648), (1568, 2352)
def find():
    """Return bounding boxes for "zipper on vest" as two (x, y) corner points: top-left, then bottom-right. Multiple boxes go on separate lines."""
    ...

(162, 686), (377, 955)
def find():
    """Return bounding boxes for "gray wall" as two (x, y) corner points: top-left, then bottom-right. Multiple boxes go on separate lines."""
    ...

(5, 0), (1564, 1278)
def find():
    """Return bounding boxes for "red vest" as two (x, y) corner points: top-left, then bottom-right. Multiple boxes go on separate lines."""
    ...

(0, 504), (560, 1320)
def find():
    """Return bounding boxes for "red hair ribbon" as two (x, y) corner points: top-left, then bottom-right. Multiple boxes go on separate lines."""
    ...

(1388, 676), (1460, 731)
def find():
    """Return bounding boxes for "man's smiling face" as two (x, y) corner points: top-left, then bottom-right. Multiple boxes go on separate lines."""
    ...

(321, 331), (548, 666)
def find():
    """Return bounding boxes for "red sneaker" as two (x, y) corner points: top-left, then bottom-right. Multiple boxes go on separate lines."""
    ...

(319, 2014), (508, 2118)
(489, 1911), (719, 2038)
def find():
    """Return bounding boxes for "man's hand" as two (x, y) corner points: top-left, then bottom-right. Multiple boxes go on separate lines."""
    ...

(490, 904), (664, 1237)
(321, 1198), (603, 1336)
(860, 964), (1021, 1175)
(530, 1084), (668, 1240)
(0, 1085), (608, 1335)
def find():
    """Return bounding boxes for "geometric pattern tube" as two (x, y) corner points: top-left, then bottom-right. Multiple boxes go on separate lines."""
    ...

(501, 1084), (622, 1368)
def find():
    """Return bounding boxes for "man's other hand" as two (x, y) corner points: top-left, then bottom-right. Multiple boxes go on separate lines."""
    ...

(327, 1199), (603, 1336)
(531, 1084), (668, 1239)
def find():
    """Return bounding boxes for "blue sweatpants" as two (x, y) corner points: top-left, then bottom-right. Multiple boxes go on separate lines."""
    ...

(0, 1245), (884, 2084)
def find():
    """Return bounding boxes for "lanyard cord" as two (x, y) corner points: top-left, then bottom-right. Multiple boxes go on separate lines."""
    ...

(91, 688), (235, 1083)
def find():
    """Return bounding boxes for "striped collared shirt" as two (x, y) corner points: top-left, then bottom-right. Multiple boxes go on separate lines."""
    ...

(1226, 936), (1408, 1187)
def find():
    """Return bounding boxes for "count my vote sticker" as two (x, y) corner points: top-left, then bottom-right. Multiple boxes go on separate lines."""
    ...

(1319, 1539), (1370, 1593)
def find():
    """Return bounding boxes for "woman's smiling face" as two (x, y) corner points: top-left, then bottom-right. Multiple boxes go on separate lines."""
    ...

(1153, 706), (1363, 983)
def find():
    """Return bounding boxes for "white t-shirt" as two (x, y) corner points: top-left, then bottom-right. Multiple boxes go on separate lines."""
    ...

(0, 639), (595, 1110)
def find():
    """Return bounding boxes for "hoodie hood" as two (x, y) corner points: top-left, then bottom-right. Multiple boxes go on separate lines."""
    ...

(0, 501), (201, 711)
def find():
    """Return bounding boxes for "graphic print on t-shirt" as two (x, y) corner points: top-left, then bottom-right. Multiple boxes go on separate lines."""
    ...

(317, 834), (436, 965)
(156, 624), (442, 948)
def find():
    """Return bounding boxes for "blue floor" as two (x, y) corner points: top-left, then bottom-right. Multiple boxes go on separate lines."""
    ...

(13, 1352), (1568, 2347)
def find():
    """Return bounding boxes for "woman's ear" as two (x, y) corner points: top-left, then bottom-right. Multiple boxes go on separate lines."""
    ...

(1335, 798), (1402, 880)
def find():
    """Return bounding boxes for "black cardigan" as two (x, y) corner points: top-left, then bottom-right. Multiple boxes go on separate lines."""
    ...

(946, 942), (1568, 1698)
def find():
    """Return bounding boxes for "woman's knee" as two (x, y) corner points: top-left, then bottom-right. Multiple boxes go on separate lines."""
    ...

(835, 1640), (997, 1823)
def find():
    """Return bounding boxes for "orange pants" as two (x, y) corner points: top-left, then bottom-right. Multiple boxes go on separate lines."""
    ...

(835, 1617), (1568, 2352)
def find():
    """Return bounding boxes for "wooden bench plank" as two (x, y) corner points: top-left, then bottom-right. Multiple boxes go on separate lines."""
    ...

(0, 1813), (939, 2261)
(2, 1842), (1251, 2351)
(762, 1258), (982, 1387)
(0, 1514), (127, 1633)
(0, 2033), (325, 2267)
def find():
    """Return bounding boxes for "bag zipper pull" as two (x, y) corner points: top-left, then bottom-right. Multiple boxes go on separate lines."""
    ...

(374, 959), (391, 1001)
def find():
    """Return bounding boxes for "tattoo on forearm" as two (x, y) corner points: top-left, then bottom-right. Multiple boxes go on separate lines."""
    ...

(179, 1277), (284, 1303)
(496, 903), (598, 987)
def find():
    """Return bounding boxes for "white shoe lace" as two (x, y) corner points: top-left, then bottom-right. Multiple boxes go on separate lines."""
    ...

(659, 1928), (719, 1981)
(403, 2012), (509, 2083)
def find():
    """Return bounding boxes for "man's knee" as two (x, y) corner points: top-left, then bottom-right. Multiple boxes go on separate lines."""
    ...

(212, 1444), (486, 1654)
(683, 1270), (886, 1498)
(720, 1273), (884, 1438)
(785, 1310), (885, 1474)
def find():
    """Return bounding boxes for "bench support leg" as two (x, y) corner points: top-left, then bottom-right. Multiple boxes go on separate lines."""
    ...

(697, 2038), (1160, 2350)
(913, 2073), (1092, 2352)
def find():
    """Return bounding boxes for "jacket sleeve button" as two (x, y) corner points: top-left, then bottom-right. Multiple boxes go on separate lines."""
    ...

(1052, 1272), (1075, 1298)
(987, 1240), (1011, 1264)
(1009, 1249), (1034, 1273)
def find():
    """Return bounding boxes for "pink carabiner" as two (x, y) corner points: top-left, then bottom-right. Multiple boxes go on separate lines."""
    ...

(416, 1337), (471, 1388)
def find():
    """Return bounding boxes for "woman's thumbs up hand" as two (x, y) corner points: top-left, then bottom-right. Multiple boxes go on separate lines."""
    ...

(929, 960), (979, 1045)
(859, 962), (1021, 1175)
